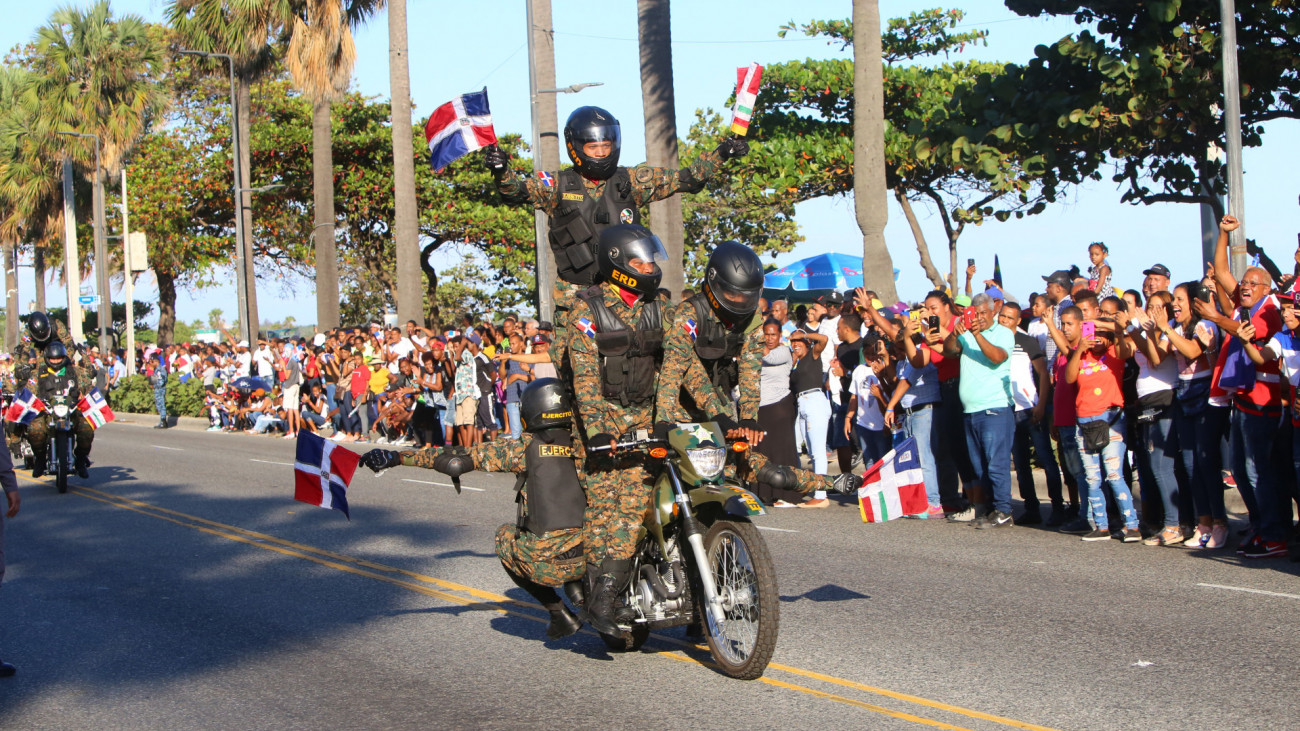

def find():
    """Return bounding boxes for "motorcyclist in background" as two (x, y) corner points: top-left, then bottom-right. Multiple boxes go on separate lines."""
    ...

(26, 343), (95, 479)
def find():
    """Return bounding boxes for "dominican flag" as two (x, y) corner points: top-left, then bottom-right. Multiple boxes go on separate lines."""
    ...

(76, 388), (116, 429)
(576, 317), (597, 338)
(684, 318), (698, 341)
(731, 63), (763, 136)
(425, 88), (498, 172)
(537, 171), (555, 187)
(294, 431), (361, 520)
(4, 389), (46, 425)
(858, 436), (928, 523)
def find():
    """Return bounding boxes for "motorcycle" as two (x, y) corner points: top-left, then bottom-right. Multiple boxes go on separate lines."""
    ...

(587, 422), (779, 680)
(45, 395), (77, 494)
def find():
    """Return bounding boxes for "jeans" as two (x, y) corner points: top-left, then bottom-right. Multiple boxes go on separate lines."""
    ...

(1231, 407), (1287, 542)
(1075, 411), (1138, 530)
(854, 424), (892, 469)
(251, 413), (282, 434)
(1136, 413), (1181, 528)
(1013, 408), (1063, 513)
(964, 407), (1015, 514)
(506, 401), (522, 440)
(901, 404), (940, 509)
(937, 380), (973, 504)
(1056, 425), (1086, 505)
(797, 391), (832, 497)
(154, 387), (167, 422)
(300, 409), (328, 429)
(1174, 408), (1226, 521)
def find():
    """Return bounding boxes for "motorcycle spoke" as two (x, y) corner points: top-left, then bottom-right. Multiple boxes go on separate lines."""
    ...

(709, 530), (761, 664)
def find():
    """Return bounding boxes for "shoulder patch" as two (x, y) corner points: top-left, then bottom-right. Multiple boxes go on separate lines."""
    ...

(576, 317), (597, 338)
(684, 318), (697, 341)
(537, 171), (555, 187)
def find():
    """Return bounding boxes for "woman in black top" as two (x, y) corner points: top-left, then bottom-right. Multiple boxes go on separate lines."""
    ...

(789, 330), (831, 508)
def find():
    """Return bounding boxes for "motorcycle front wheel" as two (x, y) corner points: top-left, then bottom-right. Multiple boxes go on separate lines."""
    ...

(54, 434), (68, 494)
(701, 518), (779, 680)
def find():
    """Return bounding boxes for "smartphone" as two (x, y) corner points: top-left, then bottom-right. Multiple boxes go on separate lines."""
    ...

(1081, 321), (1096, 340)
(927, 315), (940, 332)
(908, 309), (922, 322)
(1195, 284), (1213, 303)
(967, 258), (975, 268)
(1239, 307), (1251, 323)
(961, 308), (979, 328)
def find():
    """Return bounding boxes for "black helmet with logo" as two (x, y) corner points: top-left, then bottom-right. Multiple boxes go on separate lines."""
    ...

(596, 224), (666, 298)
(27, 311), (52, 344)
(563, 106), (621, 181)
(519, 378), (572, 433)
(702, 241), (764, 327)
(43, 341), (68, 368)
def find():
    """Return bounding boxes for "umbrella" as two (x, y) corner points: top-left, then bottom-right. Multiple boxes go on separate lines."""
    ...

(230, 376), (273, 394)
(764, 252), (865, 292)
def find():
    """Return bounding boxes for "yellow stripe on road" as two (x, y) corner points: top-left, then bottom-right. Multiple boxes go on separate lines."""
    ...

(18, 473), (1059, 731)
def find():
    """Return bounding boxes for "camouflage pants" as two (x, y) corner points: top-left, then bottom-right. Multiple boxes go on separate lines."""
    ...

(583, 453), (654, 563)
(28, 413), (94, 459)
(737, 451), (831, 495)
(495, 524), (585, 588)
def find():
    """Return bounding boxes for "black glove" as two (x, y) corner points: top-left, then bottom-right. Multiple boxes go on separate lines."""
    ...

(652, 422), (675, 441)
(711, 414), (740, 434)
(432, 452), (474, 478)
(361, 449), (402, 473)
(482, 145), (509, 177)
(714, 137), (749, 161)
(738, 419), (762, 433)
(588, 433), (617, 452)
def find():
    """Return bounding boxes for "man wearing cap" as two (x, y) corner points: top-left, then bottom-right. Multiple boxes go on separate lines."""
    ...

(1041, 270), (1075, 366)
(233, 340), (252, 378)
(1142, 264), (1171, 300)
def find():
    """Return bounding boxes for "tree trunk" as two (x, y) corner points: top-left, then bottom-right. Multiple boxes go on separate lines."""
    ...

(33, 247), (46, 311)
(312, 98), (340, 330)
(895, 191), (945, 290)
(420, 241), (439, 328)
(237, 78), (260, 338)
(389, 0), (421, 324)
(156, 268), (177, 347)
(948, 231), (959, 294)
(638, 0), (685, 298)
(4, 241), (17, 351)
(852, 0), (897, 304)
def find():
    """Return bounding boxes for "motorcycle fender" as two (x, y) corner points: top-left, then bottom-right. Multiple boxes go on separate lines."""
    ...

(688, 482), (766, 517)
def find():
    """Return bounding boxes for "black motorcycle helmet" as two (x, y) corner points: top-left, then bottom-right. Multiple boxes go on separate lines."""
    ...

(519, 378), (572, 433)
(43, 341), (68, 369)
(563, 106), (621, 181)
(27, 311), (52, 344)
(701, 241), (765, 328)
(597, 224), (666, 298)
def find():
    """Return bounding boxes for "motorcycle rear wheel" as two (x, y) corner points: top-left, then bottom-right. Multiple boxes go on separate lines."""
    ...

(701, 518), (779, 680)
(599, 625), (649, 653)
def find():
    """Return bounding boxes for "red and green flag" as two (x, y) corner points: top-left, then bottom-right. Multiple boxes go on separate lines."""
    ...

(731, 63), (763, 136)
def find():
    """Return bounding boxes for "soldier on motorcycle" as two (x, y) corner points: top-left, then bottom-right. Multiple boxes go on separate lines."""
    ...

(359, 378), (588, 641)
(27, 343), (95, 479)
(8, 312), (75, 455)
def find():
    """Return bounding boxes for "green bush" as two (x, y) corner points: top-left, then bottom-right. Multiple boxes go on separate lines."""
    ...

(108, 374), (209, 418)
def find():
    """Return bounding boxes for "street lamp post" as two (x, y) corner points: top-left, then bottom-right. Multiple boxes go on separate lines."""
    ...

(179, 49), (251, 345)
(56, 130), (109, 356)
(1219, 0), (1247, 279)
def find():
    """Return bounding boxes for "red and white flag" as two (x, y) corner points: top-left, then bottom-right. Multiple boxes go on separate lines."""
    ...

(731, 63), (764, 136)
(76, 388), (116, 429)
(858, 436), (928, 523)
(294, 431), (360, 519)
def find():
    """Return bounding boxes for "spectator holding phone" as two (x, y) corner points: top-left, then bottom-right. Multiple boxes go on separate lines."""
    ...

(789, 329), (831, 508)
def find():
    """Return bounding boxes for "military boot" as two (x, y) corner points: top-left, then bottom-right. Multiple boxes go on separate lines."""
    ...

(581, 558), (631, 636)
(75, 455), (90, 480)
(563, 579), (586, 609)
(506, 570), (582, 640)
(30, 452), (47, 479)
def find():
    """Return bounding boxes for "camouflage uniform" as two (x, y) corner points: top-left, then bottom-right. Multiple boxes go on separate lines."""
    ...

(400, 437), (586, 588)
(11, 320), (75, 385)
(566, 284), (668, 562)
(656, 302), (835, 496)
(25, 361), (96, 461)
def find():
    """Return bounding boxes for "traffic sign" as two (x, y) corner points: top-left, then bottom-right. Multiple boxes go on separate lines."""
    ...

(78, 295), (95, 305)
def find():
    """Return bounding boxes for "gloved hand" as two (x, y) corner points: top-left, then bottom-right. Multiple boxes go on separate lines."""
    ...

(588, 433), (617, 453)
(652, 421), (675, 441)
(711, 414), (740, 434)
(831, 472), (863, 495)
(361, 449), (402, 473)
(714, 137), (749, 161)
(432, 452), (474, 478)
(482, 145), (510, 177)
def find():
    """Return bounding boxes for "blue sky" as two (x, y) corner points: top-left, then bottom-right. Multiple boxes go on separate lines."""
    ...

(5, 1), (1297, 328)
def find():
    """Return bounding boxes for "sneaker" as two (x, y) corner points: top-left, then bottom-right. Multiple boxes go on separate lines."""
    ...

(1059, 518), (1092, 535)
(206, 425), (222, 432)
(1207, 524), (1229, 549)
(926, 505), (945, 518)
(945, 506), (975, 523)
(1017, 510), (1043, 526)
(1241, 540), (1288, 559)
(1065, 503), (1080, 520)
(1183, 525), (1212, 548)
(1046, 505), (1067, 527)
(1082, 529), (1112, 542)
(1121, 528), (1142, 543)
(330, 433), (345, 441)
(1222, 471), (1236, 489)
(1236, 534), (1261, 556)
(375, 436), (390, 445)
(975, 510), (1014, 530)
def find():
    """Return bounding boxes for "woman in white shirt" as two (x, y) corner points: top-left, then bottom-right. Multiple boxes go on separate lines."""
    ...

(755, 320), (800, 506)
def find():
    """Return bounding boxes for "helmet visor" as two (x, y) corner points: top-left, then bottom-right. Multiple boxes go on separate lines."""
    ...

(574, 124), (621, 146)
(712, 278), (762, 317)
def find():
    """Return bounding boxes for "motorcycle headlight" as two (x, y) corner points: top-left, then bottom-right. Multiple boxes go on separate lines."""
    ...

(53, 405), (69, 417)
(686, 447), (726, 480)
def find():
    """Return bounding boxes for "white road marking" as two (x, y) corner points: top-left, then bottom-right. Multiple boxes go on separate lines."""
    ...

(756, 525), (799, 533)
(402, 478), (485, 492)
(1197, 582), (1300, 601)
(250, 459), (294, 467)
(151, 445), (184, 451)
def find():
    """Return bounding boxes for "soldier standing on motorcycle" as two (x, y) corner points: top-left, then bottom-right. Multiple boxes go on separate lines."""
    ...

(26, 343), (95, 479)
(8, 312), (75, 454)
(358, 378), (588, 640)
(655, 241), (857, 498)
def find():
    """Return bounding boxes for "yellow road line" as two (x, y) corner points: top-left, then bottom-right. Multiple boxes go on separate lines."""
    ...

(21, 473), (1058, 730)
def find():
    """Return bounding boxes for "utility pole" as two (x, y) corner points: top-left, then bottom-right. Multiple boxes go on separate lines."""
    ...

(121, 169), (137, 376)
(527, 0), (560, 320)
(1220, 0), (1247, 279)
(60, 156), (84, 343)
(638, 0), (685, 298)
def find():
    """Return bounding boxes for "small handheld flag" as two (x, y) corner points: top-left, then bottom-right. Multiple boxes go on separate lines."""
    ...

(858, 437), (929, 523)
(993, 254), (1003, 288)
(294, 431), (361, 519)
(76, 388), (116, 429)
(731, 63), (764, 136)
(425, 88), (498, 172)
(5, 389), (46, 425)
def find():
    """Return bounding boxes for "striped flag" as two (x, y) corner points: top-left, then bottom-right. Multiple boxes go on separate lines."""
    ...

(731, 63), (764, 136)
(76, 388), (116, 429)
(858, 437), (928, 523)
(294, 431), (361, 520)
(425, 88), (498, 172)
(4, 388), (45, 425)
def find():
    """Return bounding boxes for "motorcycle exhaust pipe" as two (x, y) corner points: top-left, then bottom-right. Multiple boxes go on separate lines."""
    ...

(640, 561), (685, 600)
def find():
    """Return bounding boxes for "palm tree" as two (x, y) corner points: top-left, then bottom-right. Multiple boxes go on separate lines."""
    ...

(286, 0), (384, 331)
(637, 0), (685, 297)
(388, 0), (420, 324)
(852, 0), (897, 303)
(167, 0), (294, 339)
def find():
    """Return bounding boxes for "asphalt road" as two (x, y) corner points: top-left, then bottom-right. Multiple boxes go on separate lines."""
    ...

(1, 423), (1298, 730)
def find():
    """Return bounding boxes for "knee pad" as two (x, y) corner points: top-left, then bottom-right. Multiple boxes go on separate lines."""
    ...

(756, 463), (797, 491)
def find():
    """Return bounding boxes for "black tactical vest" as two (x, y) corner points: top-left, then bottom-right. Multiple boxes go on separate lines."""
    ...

(686, 294), (747, 397)
(576, 287), (664, 406)
(516, 428), (586, 535)
(547, 168), (640, 286)
(37, 367), (79, 405)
